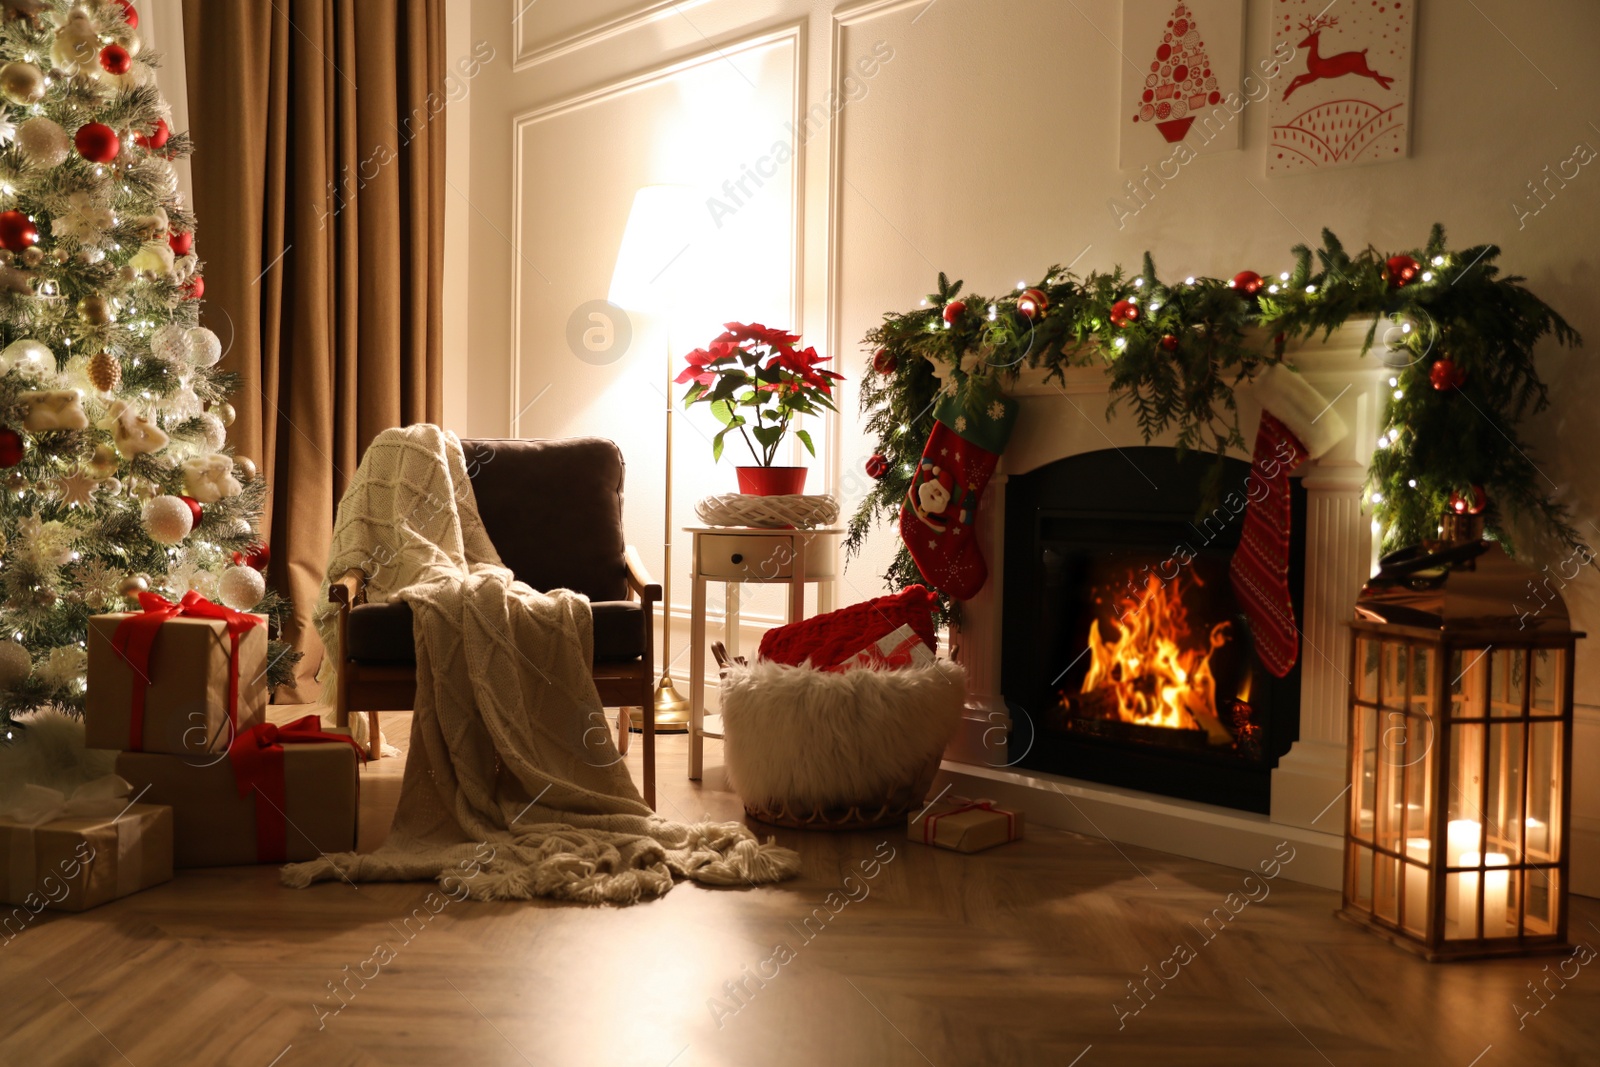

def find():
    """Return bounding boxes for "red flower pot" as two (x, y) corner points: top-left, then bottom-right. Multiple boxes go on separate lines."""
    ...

(737, 466), (807, 496)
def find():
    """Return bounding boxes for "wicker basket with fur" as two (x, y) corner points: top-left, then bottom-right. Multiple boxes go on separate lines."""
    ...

(719, 660), (966, 831)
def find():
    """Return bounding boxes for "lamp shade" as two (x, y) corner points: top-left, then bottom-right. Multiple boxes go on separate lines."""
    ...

(608, 185), (700, 316)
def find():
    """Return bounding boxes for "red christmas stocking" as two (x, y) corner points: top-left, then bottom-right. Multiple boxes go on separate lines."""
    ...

(899, 391), (1017, 601)
(1230, 365), (1349, 678)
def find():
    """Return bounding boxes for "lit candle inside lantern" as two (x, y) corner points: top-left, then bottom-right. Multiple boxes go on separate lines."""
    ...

(1525, 817), (1549, 857)
(1445, 820), (1484, 926)
(1458, 852), (1511, 938)
(1404, 838), (1430, 929)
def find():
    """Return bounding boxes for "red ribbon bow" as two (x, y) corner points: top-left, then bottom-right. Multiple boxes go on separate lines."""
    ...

(921, 797), (1015, 845)
(111, 591), (265, 752)
(227, 716), (367, 863)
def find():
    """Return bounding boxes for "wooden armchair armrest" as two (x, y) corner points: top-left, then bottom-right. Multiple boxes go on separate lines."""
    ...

(329, 568), (369, 609)
(624, 546), (662, 605)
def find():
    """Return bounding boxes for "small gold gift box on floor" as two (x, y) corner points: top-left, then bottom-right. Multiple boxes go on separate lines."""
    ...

(0, 778), (173, 914)
(909, 795), (1024, 853)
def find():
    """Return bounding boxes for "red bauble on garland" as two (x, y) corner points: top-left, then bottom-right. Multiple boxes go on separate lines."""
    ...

(233, 542), (271, 571)
(75, 122), (120, 163)
(872, 347), (896, 375)
(942, 300), (967, 325)
(1017, 288), (1049, 320)
(1229, 270), (1264, 296)
(99, 43), (132, 75)
(1109, 299), (1140, 328)
(0, 210), (38, 253)
(169, 230), (193, 256)
(1449, 485), (1488, 516)
(864, 454), (889, 480)
(1386, 255), (1421, 288)
(186, 274), (205, 300)
(1430, 358), (1466, 392)
(134, 117), (170, 151)
(0, 428), (21, 468)
(178, 495), (203, 527)
(1160, 334), (1179, 352)
(114, 0), (139, 28)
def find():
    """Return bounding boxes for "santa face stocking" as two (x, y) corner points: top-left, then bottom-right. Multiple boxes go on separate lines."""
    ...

(899, 392), (1017, 601)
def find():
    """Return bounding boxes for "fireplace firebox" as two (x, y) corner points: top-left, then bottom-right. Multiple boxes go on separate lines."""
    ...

(1001, 447), (1306, 813)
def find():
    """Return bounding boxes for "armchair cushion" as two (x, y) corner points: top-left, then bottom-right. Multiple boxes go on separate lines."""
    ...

(348, 598), (646, 667)
(461, 438), (629, 603)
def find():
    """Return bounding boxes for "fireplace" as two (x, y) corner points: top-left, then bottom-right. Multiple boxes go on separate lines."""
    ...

(1001, 447), (1306, 813)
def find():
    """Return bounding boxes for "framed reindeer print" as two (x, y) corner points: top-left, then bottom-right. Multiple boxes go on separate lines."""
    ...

(1120, 0), (1246, 169)
(1267, 0), (1416, 175)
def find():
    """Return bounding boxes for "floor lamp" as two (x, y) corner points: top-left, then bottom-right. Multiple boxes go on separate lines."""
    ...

(609, 186), (699, 733)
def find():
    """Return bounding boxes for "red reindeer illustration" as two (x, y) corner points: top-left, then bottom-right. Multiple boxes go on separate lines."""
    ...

(1283, 14), (1395, 101)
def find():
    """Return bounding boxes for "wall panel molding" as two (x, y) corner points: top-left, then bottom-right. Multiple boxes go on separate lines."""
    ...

(513, 0), (715, 71)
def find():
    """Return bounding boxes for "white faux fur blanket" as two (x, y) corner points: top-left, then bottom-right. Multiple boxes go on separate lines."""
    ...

(285, 425), (799, 904)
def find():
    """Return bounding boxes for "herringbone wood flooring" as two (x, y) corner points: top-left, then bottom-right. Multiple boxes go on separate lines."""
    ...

(3, 715), (1597, 1067)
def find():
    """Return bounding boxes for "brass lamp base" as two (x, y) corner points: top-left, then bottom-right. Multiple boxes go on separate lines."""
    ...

(633, 675), (690, 733)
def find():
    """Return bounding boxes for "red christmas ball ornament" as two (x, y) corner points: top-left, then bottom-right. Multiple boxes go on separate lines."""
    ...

(0, 210), (38, 253)
(99, 43), (132, 76)
(872, 347), (897, 375)
(186, 274), (205, 300)
(169, 230), (193, 257)
(1449, 485), (1488, 516)
(134, 117), (170, 151)
(864, 454), (889, 480)
(178, 495), (203, 527)
(1160, 334), (1179, 352)
(233, 542), (271, 571)
(1386, 255), (1421, 288)
(74, 122), (121, 163)
(942, 300), (967, 326)
(0, 428), (21, 468)
(1229, 270), (1264, 296)
(1109, 299), (1140, 328)
(114, 0), (139, 28)
(1017, 288), (1050, 320)
(1430, 358), (1466, 392)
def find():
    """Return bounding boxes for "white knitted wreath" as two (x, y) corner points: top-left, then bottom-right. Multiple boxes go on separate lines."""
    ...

(695, 493), (840, 529)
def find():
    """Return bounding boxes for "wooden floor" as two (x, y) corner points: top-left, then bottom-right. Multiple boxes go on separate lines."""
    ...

(4, 718), (1599, 1067)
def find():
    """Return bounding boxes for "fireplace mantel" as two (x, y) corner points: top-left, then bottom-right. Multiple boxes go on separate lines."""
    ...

(939, 322), (1390, 888)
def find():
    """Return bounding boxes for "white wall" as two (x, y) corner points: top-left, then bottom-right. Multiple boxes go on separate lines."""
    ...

(458, 0), (1600, 883)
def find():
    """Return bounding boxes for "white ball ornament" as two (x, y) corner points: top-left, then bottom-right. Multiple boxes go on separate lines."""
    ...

(151, 324), (192, 363)
(16, 116), (70, 165)
(188, 327), (222, 367)
(218, 565), (266, 611)
(0, 641), (31, 691)
(196, 411), (227, 451)
(0, 339), (51, 377)
(142, 495), (194, 546)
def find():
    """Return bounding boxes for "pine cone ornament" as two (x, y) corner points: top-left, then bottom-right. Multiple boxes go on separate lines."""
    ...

(88, 350), (121, 392)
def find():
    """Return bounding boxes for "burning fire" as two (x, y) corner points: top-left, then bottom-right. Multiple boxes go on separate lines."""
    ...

(1079, 571), (1231, 731)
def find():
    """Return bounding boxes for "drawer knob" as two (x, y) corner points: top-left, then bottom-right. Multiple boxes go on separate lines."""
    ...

(730, 553), (744, 564)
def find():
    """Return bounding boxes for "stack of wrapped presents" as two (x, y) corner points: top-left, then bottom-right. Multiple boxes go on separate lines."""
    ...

(0, 594), (363, 916)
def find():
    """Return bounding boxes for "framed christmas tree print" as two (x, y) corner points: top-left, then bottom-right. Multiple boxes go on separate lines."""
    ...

(1120, 0), (1246, 169)
(1267, 0), (1417, 174)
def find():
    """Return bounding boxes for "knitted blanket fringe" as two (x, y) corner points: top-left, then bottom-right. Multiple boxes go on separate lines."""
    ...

(284, 426), (799, 904)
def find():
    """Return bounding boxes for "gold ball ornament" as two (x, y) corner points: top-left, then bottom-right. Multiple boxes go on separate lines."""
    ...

(88, 350), (121, 392)
(0, 250), (13, 267)
(213, 401), (237, 427)
(52, 249), (69, 265)
(77, 294), (113, 325)
(88, 442), (119, 478)
(233, 456), (257, 482)
(0, 62), (44, 106)
(5, 471), (27, 492)
(118, 575), (149, 596)
(19, 246), (41, 268)
(117, 264), (138, 284)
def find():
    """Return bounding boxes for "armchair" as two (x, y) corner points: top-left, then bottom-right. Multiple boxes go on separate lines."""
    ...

(328, 437), (660, 807)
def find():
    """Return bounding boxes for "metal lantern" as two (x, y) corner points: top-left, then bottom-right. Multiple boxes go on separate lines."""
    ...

(1339, 536), (1581, 961)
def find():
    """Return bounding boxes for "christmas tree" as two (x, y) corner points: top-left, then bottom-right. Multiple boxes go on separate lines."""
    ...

(0, 0), (297, 741)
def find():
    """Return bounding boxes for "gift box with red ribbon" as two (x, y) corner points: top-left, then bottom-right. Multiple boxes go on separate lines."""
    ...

(0, 776), (173, 914)
(85, 592), (268, 756)
(908, 795), (1024, 853)
(115, 717), (364, 868)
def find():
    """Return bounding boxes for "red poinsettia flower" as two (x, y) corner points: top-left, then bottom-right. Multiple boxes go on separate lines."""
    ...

(720, 321), (801, 348)
(772, 345), (844, 393)
(674, 347), (719, 386)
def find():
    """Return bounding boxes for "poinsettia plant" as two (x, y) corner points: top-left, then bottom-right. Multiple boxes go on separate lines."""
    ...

(677, 322), (844, 467)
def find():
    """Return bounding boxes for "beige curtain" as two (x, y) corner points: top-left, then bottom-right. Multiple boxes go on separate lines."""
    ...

(183, 0), (446, 700)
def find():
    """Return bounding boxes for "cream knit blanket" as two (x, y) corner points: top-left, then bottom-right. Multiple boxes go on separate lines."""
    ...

(284, 425), (799, 904)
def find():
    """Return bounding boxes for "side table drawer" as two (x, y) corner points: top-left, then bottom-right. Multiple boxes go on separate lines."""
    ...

(696, 533), (838, 581)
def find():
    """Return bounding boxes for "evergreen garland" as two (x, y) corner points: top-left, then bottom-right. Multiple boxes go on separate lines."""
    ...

(848, 226), (1583, 604)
